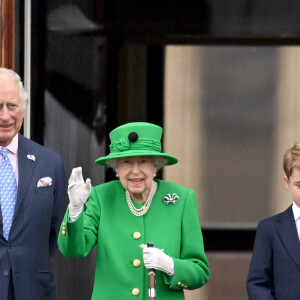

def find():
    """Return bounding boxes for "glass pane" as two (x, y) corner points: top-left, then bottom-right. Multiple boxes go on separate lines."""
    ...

(185, 252), (251, 300)
(45, 1), (105, 185)
(43, 2), (105, 299)
(164, 46), (300, 228)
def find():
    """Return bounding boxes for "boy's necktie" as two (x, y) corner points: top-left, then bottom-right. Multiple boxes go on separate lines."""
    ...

(0, 147), (17, 239)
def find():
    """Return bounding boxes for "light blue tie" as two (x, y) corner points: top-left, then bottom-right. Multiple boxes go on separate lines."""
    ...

(0, 147), (17, 239)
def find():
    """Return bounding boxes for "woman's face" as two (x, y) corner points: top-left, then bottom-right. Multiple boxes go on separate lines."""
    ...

(116, 156), (157, 202)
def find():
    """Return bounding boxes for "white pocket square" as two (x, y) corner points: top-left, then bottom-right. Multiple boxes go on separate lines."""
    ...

(37, 177), (52, 187)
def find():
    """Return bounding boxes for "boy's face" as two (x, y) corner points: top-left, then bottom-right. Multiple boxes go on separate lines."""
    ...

(284, 168), (300, 208)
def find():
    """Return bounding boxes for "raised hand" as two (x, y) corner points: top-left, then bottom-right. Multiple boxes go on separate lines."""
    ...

(68, 167), (91, 221)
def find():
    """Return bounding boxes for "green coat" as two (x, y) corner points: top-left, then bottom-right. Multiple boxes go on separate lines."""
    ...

(58, 179), (210, 299)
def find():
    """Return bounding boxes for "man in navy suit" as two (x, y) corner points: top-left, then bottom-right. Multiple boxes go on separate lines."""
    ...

(0, 68), (66, 299)
(247, 142), (300, 300)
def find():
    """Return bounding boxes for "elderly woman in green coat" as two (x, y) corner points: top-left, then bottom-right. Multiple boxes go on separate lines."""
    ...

(58, 122), (210, 299)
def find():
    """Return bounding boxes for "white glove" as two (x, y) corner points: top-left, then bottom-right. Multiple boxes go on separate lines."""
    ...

(68, 167), (91, 221)
(140, 244), (174, 276)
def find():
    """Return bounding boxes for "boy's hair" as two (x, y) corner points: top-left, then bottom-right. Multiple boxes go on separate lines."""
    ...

(283, 142), (300, 178)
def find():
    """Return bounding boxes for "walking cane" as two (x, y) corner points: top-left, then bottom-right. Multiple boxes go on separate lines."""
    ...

(147, 243), (156, 300)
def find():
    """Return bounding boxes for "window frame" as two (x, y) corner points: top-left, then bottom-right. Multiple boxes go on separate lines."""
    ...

(1, 0), (15, 68)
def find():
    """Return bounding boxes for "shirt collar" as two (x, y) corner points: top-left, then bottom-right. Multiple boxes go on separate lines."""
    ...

(292, 202), (300, 221)
(3, 134), (18, 155)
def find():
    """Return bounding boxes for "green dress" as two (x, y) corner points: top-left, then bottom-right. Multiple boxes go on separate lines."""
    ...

(58, 179), (210, 299)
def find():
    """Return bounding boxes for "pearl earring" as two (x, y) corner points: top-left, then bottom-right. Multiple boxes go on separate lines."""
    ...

(116, 173), (119, 177)
(154, 173), (156, 177)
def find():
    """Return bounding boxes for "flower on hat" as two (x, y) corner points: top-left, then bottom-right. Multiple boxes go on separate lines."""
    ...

(110, 138), (130, 152)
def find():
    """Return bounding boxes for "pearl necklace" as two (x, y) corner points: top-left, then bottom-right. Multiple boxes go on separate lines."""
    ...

(126, 181), (157, 217)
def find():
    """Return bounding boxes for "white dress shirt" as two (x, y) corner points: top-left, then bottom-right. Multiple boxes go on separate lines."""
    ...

(292, 202), (300, 240)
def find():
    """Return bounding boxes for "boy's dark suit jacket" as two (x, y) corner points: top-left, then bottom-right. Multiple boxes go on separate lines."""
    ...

(0, 134), (66, 300)
(247, 205), (300, 300)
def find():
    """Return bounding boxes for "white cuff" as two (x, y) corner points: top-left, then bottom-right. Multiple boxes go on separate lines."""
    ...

(68, 204), (84, 222)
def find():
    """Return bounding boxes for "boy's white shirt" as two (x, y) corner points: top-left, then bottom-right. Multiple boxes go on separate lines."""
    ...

(292, 202), (300, 240)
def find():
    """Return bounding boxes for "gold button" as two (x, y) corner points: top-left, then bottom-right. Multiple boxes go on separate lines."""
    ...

(63, 222), (66, 226)
(132, 288), (140, 296)
(62, 230), (66, 236)
(133, 232), (141, 239)
(133, 259), (141, 267)
(177, 282), (181, 286)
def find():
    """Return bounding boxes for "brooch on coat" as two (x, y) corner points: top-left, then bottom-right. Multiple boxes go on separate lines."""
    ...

(27, 154), (36, 161)
(163, 193), (179, 205)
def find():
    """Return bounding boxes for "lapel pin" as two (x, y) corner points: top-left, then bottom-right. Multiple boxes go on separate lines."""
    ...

(163, 193), (179, 205)
(27, 154), (36, 161)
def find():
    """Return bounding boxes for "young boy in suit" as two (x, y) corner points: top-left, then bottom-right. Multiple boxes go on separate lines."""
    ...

(247, 142), (300, 300)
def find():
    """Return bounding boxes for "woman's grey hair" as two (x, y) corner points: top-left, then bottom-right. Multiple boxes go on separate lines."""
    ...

(106, 159), (118, 170)
(106, 156), (168, 172)
(0, 68), (28, 109)
(154, 156), (168, 170)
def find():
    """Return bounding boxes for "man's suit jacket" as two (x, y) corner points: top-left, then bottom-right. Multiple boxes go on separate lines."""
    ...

(0, 134), (66, 300)
(246, 205), (300, 300)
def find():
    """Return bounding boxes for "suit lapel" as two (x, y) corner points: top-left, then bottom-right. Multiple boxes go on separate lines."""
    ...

(13, 134), (37, 219)
(276, 205), (300, 269)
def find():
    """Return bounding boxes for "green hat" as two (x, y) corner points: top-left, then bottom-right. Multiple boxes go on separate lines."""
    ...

(95, 122), (178, 166)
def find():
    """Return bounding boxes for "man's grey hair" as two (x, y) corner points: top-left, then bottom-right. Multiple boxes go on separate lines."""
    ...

(106, 156), (168, 172)
(0, 68), (28, 109)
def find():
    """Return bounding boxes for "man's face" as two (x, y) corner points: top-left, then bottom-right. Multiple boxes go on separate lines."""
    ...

(0, 78), (25, 147)
(284, 168), (300, 208)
